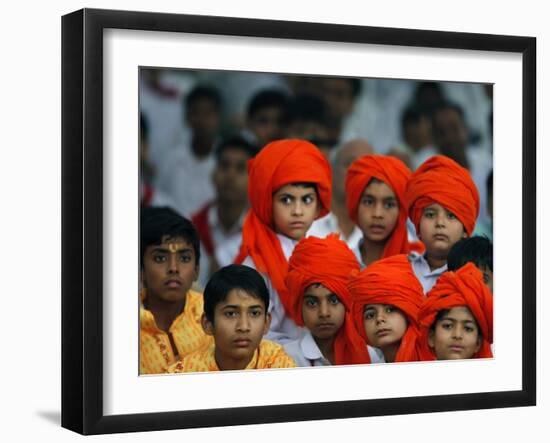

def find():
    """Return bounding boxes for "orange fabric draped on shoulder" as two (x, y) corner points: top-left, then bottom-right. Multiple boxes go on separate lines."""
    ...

(417, 262), (493, 360)
(348, 254), (424, 362)
(345, 155), (413, 258)
(404, 155), (480, 236)
(234, 139), (332, 313)
(285, 234), (370, 365)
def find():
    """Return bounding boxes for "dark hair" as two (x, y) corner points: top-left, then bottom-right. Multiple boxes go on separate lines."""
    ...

(140, 112), (149, 141)
(288, 93), (328, 126)
(203, 264), (270, 323)
(274, 182), (318, 193)
(401, 104), (430, 129)
(214, 135), (259, 162)
(447, 236), (493, 272)
(246, 89), (290, 120)
(414, 81), (444, 108)
(140, 206), (200, 269)
(185, 85), (222, 110)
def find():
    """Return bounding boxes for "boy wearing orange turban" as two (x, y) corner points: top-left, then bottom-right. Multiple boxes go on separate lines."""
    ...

(404, 155), (480, 293)
(417, 262), (493, 360)
(349, 255), (424, 363)
(345, 154), (414, 268)
(283, 234), (370, 366)
(235, 139), (332, 344)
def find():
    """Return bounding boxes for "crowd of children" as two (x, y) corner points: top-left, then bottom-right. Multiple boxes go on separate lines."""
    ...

(139, 69), (493, 374)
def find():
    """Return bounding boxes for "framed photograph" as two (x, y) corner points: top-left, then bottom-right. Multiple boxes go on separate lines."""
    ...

(62, 8), (536, 435)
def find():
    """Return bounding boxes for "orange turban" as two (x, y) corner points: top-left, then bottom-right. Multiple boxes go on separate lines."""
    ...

(405, 155), (480, 236)
(345, 154), (413, 258)
(348, 255), (424, 362)
(285, 234), (370, 365)
(417, 262), (493, 360)
(235, 139), (332, 313)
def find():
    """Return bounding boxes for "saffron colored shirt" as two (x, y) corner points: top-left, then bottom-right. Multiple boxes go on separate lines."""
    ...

(168, 339), (297, 372)
(140, 289), (212, 374)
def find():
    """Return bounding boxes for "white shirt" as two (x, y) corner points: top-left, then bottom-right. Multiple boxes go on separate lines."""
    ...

(197, 204), (246, 288)
(284, 331), (331, 367)
(306, 212), (363, 251)
(154, 143), (216, 219)
(409, 251), (448, 294)
(242, 234), (304, 345)
(368, 346), (386, 364)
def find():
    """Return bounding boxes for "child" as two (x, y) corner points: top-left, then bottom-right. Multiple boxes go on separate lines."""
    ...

(404, 155), (480, 293)
(447, 235), (493, 292)
(168, 265), (296, 372)
(139, 207), (212, 374)
(234, 139), (332, 344)
(192, 135), (259, 287)
(345, 154), (415, 267)
(283, 234), (370, 366)
(348, 255), (425, 363)
(417, 263), (493, 360)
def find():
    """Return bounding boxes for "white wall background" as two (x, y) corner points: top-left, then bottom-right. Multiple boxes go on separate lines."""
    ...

(0, 1), (545, 441)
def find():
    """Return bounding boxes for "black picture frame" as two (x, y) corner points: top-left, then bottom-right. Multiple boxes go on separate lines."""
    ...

(61, 8), (536, 435)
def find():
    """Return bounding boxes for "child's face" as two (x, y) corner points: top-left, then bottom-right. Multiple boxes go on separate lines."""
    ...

(301, 284), (346, 341)
(363, 304), (408, 350)
(272, 184), (321, 241)
(419, 203), (467, 261)
(186, 98), (220, 138)
(141, 236), (198, 303)
(202, 289), (271, 369)
(213, 148), (249, 205)
(357, 180), (399, 244)
(429, 306), (481, 360)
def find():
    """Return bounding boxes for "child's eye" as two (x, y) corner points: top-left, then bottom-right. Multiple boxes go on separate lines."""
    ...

(224, 311), (238, 318)
(441, 322), (453, 330)
(464, 324), (476, 333)
(423, 210), (434, 219)
(302, 195), (315, 204)
(280, 196), (291, 204)
(153, 254), (166, 263)
(328, 295), (340, 305)
(361, 197), (374, 206)
(250, 310), (263, 317)
(384, 201), (397, 209)
(446, 212), (457, 220)
(304, 298), (318, 307)
(364, 310), (375, 320)
(179, 254), (192, 263)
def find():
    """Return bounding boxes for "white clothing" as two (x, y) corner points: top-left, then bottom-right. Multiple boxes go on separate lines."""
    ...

(368, 346), (386, 364)
(154, 144), (215, 219)
(409, 251), (447, 294)
(242, 234), (304, 345)
(284, 331), (331, 367)
(306, 212), (363, 251)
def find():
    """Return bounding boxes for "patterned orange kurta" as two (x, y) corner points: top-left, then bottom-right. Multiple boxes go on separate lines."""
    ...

(140, 289), (212, 374)
(167, 339), (297, 372)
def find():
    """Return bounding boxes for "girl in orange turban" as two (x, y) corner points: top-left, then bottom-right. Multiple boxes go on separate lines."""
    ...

(348, 254), (424, 363)
(404, 155), (480, 293)
(235, 139), (332, 344)
(345, 155), (417, 268)
(417, 262), (493, 360)
(283, 234), (370, 366)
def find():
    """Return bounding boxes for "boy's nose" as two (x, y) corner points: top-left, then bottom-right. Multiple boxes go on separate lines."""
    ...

(319, 301), (330, 317)
(168, 255), (179, 273)
(292, 202), (304, 216)
(236, 315), (251, 332)
(373, 203), (384, 218)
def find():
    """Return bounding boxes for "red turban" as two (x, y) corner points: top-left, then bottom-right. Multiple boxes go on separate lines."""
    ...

(405, 155), (480, 236)
(235, 139), (332, 313)
(285, 234), (370, 365)
(348, 254), (424, 362)
(417, 262), (493, 360)
(345, 154), (413, 258)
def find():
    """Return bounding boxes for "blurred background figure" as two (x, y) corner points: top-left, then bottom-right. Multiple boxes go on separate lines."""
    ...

(192, 135), (259, 288)
(155, 85), (223, 218)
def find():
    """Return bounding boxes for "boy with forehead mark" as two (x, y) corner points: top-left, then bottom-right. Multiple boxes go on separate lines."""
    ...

(234, 139), (332, 344)
(169, 265), (296, 372)
(405, 155), (480, 294)
(140, 207), (212, 374)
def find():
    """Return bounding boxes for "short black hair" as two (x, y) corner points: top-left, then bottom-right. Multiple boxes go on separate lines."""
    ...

(203, 264), (270, 323)
(288, 93), (328, 126)
(214, 135), (259, 162)
(447, 236), (493, 272)
(140, 206), (200, 269)
(185, 85), (222, 110)
(246, 89), (290, 120)
(274, 182), (318, 193)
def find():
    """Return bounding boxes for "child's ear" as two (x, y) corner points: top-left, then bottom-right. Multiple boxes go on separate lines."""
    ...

(201, 313), (214, 336)
(428, 329), (435, 349)
(262, 312), (272, 336)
